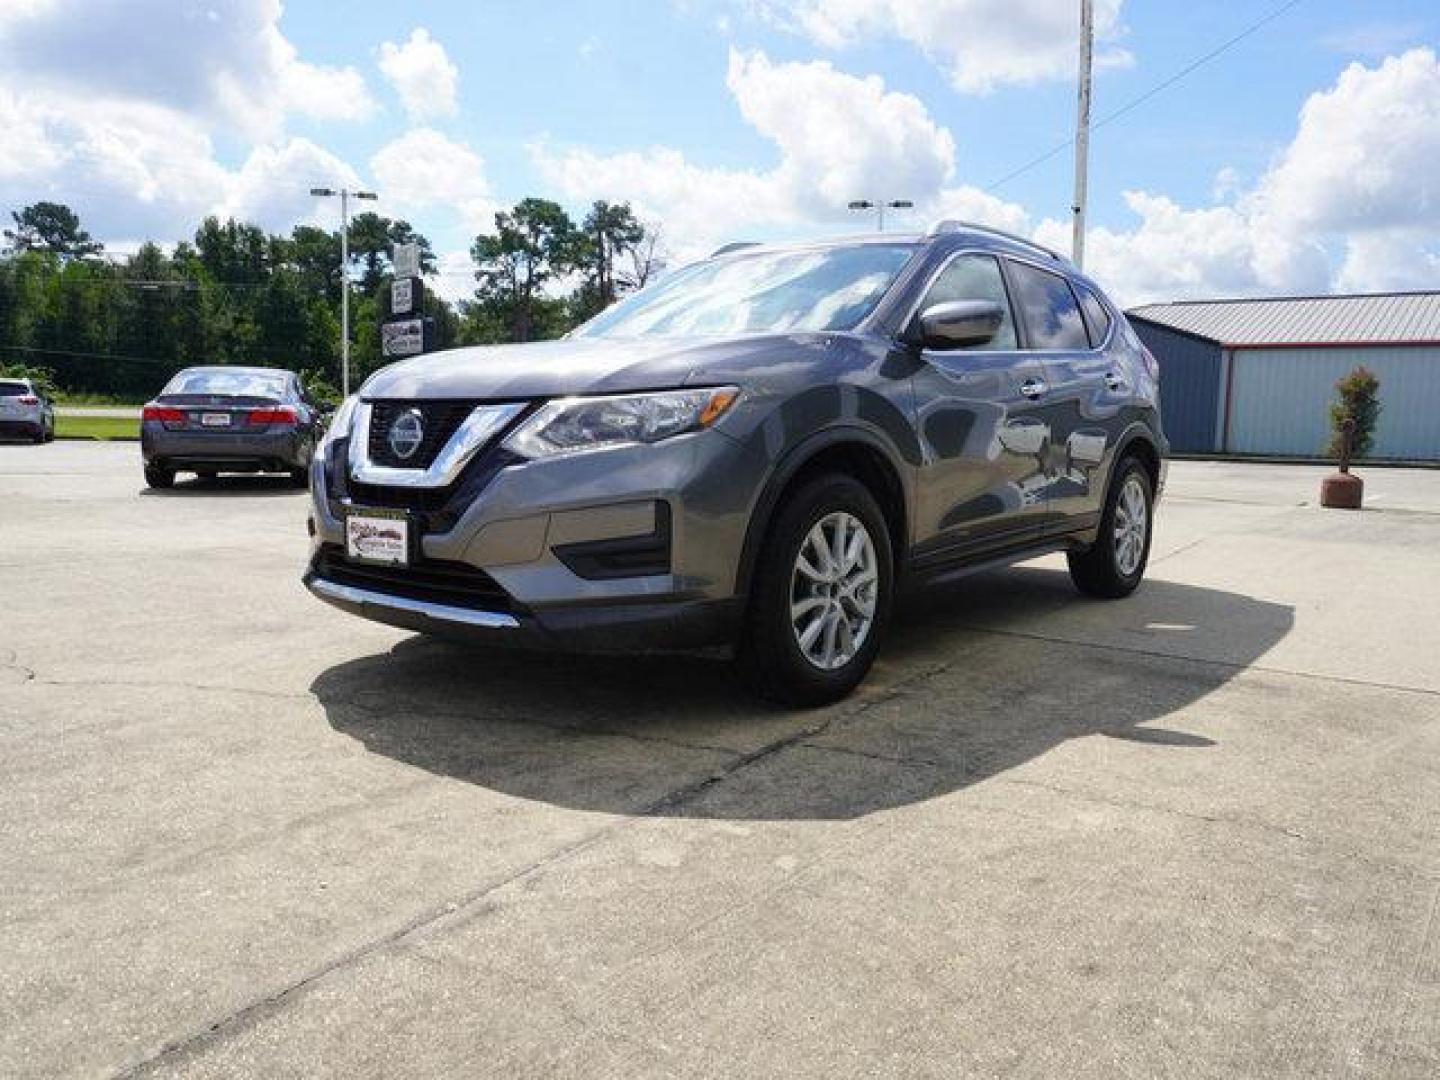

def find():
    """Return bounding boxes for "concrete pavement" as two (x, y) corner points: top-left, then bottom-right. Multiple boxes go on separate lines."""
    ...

(1, 443), (1436, 1078)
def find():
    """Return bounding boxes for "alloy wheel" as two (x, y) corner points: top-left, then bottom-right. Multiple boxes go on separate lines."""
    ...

(789, 511), (879, 671)
(1113, 474), (1149, 577)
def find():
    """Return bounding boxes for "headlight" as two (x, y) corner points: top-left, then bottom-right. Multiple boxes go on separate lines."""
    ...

(503, 387), (739, 460)
(318, 394), (360, 452)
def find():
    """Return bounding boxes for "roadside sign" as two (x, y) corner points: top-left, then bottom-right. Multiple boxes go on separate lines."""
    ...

(381, 318), (426, 358)
(391, 276), (416, 315)
(392, 242), (420, 280)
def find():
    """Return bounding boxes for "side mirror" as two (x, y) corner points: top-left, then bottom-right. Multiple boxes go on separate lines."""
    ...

(911, 300), (1004, 350)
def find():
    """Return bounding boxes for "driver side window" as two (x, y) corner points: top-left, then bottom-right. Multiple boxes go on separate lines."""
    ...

(917, 254), (1018, 350)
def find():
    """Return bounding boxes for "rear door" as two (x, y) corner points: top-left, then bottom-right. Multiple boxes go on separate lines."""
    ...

(1002, 259), (1120, 533)
(908, 252), (1056, 565)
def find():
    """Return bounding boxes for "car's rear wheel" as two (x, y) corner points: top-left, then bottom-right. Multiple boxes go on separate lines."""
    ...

(144, 464), (174, 489)
(737, 472), (893, 706)
(1068, 455), (1153, 598)
(288, 466), (308, 488)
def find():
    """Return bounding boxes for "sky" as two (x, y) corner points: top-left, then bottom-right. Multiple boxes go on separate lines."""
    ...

(1, 0), (1437, 306)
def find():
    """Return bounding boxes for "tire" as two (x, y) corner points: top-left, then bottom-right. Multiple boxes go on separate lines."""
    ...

(32, 427), (46, 445)
(1068, 455), (1154, 599)
(737, 472), (894, 706)
(288, 466), (309, 488)
(144, 464), (175, 490)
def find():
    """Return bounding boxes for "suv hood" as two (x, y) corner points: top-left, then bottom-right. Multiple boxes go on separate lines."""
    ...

(359, 334), (837, 401)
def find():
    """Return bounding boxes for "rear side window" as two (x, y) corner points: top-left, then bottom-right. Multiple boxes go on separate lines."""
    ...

(915, 254), (1018, 350)
(1005, 261), (1090, 351)
(0, 381), (28, 397)
(1078, 287), (1113, 346)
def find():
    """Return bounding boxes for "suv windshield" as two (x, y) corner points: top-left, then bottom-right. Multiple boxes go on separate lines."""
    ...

(576, 243), (916, 339)
(161, 371), (287, 399)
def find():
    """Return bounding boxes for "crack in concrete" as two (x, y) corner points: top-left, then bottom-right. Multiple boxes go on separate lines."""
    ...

(997, 776), (1439, 880)
(111, 659), (953, 1078)
(957, 623), (1440, 699)
(999, 775), (1311, 841)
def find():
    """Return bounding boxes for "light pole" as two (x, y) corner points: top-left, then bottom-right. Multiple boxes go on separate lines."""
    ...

(1072, 0), (1095, 269)
(847, 199), (914, 232)
(310, 186), (377, 398)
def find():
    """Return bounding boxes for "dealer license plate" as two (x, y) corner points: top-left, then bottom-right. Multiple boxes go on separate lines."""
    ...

(345, 508), (410, 567)
(201, 412), (231, 427)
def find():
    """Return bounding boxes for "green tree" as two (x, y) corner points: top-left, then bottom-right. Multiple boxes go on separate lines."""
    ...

(572, 200), (645, 320)
(347, 212), (436, 292)
(1328, 366), (1382, 460)
(470, 198), (580, 342)
(4, 202), (103, 259)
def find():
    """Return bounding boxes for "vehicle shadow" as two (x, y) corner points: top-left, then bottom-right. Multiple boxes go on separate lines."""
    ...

(310, 567), (1294, 821)
(138, 475), (306, 498)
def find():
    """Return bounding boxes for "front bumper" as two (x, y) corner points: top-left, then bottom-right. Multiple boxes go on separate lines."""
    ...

(306, 422), (768, 651)
(303, 567), (741, 652)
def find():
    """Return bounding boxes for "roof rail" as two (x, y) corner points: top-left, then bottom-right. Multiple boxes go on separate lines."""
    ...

(926, 219), (1067, 263)
(710, 241), (761, 257)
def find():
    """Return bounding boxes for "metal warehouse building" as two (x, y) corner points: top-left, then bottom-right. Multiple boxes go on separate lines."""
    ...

(1128, 292), (1440, 462)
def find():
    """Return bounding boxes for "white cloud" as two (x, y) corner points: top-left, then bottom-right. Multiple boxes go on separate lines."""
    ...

(0, 0), (378, 244)
(215, 139), (362, 233)
(0, 0), (375, 140)
(758, 0), (1131, 93)
(377, 28), (459, 121)
(370, 128), (495, 234)
(1069, 48), (1440, 303)
(727, 49), (954, 213)
(534, 48), (980, 259)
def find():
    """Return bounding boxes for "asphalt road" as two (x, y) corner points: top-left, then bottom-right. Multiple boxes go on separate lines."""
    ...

(2, 443), (1437, 1079)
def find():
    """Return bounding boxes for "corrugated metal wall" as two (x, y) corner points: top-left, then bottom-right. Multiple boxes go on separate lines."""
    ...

(1130, 320), (1223, 453)
(1226, 345), (1440, 460)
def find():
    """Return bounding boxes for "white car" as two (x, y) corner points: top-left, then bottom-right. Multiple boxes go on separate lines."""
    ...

(0, 378), (56, 443)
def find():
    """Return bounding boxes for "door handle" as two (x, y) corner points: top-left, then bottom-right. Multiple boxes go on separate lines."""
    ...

(1019, 378), (1048, 400)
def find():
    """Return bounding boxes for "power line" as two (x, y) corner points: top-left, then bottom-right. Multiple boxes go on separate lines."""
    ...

(1, 344), (178, 366)
(985, 0), (1307, 194)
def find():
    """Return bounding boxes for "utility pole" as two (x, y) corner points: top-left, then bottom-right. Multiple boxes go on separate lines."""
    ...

(1072, 0), (1095, 269)
(310, 187), (378, 397)
(848, 199), (914, 233)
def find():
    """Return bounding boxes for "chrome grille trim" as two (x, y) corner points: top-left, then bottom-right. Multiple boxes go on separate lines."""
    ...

(347, 400), (525, 489)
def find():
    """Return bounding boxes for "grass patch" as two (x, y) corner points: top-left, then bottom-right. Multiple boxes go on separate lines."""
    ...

(57, 414), (140, 440)
(55, 391), (149, 408)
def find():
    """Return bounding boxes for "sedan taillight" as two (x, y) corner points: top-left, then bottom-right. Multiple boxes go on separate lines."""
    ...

(246, 406), (299, 426)
(142, 403), (186, 423)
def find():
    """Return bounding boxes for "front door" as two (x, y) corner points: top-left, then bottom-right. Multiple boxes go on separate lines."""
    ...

(907, 252), (1057, 565)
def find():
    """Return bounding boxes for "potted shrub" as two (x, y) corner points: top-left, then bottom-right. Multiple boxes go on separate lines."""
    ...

(1320, 366), (1381, 510)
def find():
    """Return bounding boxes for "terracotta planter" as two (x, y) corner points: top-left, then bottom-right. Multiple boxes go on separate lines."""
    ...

(1320, 471), (1363, 510)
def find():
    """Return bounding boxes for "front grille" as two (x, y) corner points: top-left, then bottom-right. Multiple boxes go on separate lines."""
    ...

(367, 401), (476, 469)
(312, 545), (518, 614)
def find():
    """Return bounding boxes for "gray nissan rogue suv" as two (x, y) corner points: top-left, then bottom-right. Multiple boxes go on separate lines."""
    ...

(305, 221), (1166, 704)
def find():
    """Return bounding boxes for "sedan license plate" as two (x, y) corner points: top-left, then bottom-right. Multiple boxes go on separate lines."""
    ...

(201, 412), (231, 427)
(345, 509), (410, 567)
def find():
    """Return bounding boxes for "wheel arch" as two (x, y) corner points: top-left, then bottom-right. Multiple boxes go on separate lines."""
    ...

(735, 426), (910, 599)
(1115, 425), (1163, 493)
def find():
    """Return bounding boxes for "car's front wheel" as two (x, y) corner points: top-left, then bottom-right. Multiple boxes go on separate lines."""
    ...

(738, 473), (893, 706)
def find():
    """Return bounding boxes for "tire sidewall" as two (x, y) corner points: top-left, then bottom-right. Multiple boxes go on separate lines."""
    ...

(749, 474), (894, 703)
(1104, 458), (1154, 588)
